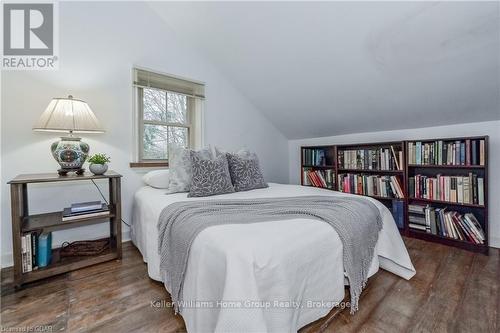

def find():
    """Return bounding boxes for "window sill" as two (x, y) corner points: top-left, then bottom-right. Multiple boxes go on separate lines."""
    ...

(129, 162), (169, 168)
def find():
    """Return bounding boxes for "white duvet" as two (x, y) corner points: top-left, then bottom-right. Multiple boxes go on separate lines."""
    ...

(131, 183), (415, 333)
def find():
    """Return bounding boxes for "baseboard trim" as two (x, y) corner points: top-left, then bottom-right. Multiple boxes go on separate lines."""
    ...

(1, 252), (14, 269)
(489, 236), (500, 249)
(1, 230), (131, 269)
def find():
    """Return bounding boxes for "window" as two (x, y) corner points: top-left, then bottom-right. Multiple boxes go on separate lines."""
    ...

(133, 68), (204, 165)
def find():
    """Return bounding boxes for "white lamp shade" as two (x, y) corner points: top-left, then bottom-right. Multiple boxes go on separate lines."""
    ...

(33, 96), (104, 133)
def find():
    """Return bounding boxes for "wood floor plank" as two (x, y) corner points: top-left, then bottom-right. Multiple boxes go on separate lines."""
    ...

(86, 303), (186, 333)
(325, 240), (448, 333)
(1, 239), (498, 333)
(451, 249), (499, 333)
(407, 247), (475, 332)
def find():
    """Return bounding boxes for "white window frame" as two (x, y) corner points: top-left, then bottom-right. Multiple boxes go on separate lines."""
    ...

(132, 67), (204, 165)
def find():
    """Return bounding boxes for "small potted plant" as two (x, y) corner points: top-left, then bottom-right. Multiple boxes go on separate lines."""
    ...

(87, 153), (110, 175)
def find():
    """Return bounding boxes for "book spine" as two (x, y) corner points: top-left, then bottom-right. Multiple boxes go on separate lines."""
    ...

(465, 139), (471, 165)
(480, 140), (485, 166)
(21, 235), (26, 273)
(32, 232), (38, 270)
(472, 140), (477, 165)
(26, 233), (32, 272)
(460, 143), (465, 165)
(472, 173), (478, 204)
(478, 177), (484, 206)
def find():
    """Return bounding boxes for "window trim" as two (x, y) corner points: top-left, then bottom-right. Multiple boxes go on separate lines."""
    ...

(129, 161), (169, 168)
(131, 68), (204, 168)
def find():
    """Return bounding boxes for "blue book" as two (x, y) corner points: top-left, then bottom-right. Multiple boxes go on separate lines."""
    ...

(318, 150), (325, 166)
(392, 200), (404, 229)
(37, 232), (52, 267)
(471, 140), (477, 165)
(460, 143), (465, 165)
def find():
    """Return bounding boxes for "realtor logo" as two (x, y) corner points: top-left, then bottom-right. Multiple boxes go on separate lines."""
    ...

(4, 3), (53, 55)
(2, 2), (59, 69)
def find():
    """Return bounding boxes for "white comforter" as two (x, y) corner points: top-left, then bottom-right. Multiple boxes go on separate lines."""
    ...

(131, 183), (415, 333)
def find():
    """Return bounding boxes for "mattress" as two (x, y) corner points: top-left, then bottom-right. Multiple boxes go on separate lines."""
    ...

(131, 183), (415, 332)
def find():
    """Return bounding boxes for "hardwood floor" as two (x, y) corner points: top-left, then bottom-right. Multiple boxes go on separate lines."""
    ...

(1, 238), (498, 332)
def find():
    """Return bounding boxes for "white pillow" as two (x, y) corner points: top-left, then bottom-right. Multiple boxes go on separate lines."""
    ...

(142, 169), (170, 189)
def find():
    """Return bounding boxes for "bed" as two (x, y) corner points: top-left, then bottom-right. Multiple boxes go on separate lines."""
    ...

(131, 183), (415, 332)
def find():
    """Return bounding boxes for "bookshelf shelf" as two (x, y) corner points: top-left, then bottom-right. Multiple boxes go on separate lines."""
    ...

(302, 165), (335, 168)
(408, 164), (485, 169)
(300, 136), (489, 254)
(338, 168), (404, 174)
(343, 193), (403, 201)
(408, 229), (488, 254)
(408, 197), (484, 209)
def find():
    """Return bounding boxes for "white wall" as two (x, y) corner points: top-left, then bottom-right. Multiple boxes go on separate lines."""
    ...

(288, 121), (500, 248)
(0, 2), (289, 267)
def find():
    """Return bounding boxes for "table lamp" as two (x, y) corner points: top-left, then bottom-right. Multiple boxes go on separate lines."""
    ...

(33, 95), (104, 175)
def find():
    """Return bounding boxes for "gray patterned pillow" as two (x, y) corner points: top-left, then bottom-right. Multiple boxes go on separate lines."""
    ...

(226, 151), (268, 192)
(188, 152), (235, 197)
(168, 146), (213, 193)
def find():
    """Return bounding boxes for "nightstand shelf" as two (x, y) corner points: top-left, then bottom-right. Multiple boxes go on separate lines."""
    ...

(19, 245), (118, 284)
(8, 171), (122, 287)
(22, 206), (115, 233)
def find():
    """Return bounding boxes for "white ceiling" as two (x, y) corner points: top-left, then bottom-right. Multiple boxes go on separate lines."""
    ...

(149, 1), (500, 139)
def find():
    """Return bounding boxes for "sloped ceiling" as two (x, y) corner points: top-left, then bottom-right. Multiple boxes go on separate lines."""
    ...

(149, 1), (500, 139)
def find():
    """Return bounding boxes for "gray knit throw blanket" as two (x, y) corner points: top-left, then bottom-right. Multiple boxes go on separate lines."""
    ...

(157, 195), (382, 314)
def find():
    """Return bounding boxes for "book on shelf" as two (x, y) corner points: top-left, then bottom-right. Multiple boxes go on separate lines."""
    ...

(391, 199), (405, 229)
(407, 139), (485, 166)
(337, 173), (404, 199)
(303, 168), (335, 189)
(408, 204), (485, 244)
(71, 201), (104, 213)
(337, 146), (403, 171)
(37, 232), (52, 268)
(21, 231), (42, 273)
(62, 204), (109, 221)
(302, 148), (329, 166)
(22, 233), (31, 273)
(409, 173), (484, 205)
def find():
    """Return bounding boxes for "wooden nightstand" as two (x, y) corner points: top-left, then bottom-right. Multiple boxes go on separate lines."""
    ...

(8, 171), (122, 287)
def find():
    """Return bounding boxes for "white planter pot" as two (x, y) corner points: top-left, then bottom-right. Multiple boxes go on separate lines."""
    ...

(89, 163), (108, 175)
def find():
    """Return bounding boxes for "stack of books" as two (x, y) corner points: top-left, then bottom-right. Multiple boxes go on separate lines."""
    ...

(409, 173), (484, 205)
(302, 148), (329, 166)
(21, 232), (36, 272)
(408, 204), (485, 244)
(22, 232), (52, 272)
(62, 201), (109, 221)
(338, 146), (403, 171)
(407, 139), (485, 166)
(337, 174), (404, 199)
(303, 168), (335, 189)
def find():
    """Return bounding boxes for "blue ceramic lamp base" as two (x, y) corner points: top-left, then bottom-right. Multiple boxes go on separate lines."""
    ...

(51, 136), (89, 176)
